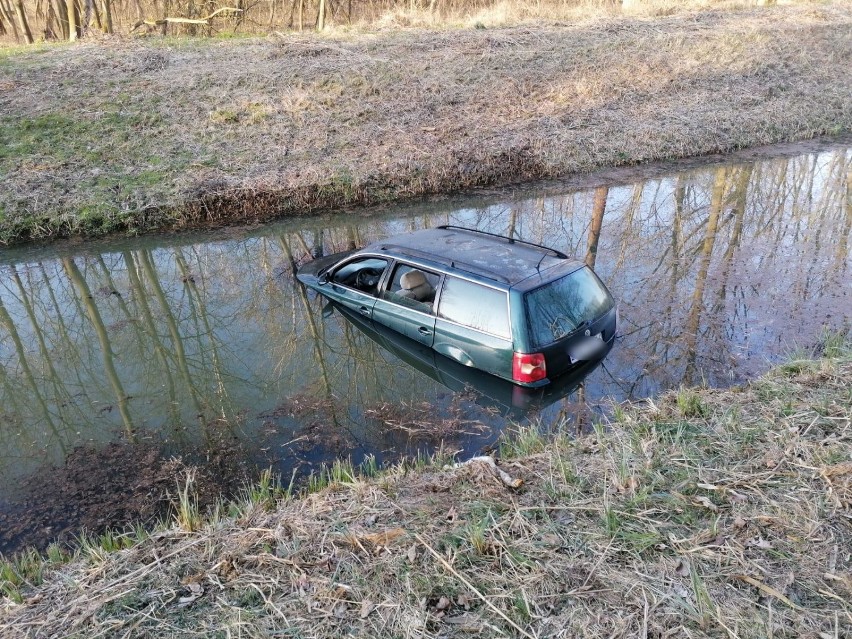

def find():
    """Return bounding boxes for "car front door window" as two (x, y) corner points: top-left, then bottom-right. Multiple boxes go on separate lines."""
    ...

(332, 258), (388, 296)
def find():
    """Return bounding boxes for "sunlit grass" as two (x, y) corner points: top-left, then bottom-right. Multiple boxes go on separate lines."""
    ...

(2, 3), (851, 243)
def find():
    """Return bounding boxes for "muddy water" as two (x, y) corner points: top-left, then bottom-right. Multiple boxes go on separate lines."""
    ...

(1, 142), (850, 553)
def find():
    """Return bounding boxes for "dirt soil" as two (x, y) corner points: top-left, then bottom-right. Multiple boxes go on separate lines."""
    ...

(1, 3), (851, 244)
(0, 444), (186, 556)
(0, 438), (252, 556)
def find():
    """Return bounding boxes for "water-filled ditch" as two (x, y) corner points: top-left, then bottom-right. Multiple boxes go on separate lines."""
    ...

(1, 141), (849, 553)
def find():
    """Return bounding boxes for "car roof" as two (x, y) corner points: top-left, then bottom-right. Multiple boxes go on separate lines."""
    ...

(364, 226), (583, 286)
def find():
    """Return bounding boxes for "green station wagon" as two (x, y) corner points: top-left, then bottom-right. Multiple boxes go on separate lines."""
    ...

(296, 226), (617, 387)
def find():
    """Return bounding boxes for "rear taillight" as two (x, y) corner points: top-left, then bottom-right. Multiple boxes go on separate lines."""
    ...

(513, 352), (547, 384)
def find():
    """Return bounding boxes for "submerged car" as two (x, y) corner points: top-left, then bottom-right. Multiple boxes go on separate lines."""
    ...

(296, 225), (617, 387)
(325, 299), (606, 416)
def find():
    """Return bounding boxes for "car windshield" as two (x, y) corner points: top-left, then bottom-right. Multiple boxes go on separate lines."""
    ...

(525, 267), (614, 348)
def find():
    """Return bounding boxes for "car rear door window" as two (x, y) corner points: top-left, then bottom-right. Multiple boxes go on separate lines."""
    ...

(437, 277), (510, 339)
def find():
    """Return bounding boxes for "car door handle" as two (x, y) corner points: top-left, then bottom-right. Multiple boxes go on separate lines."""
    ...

(359, 306), (371, 316)
(418, 327), (432, 336)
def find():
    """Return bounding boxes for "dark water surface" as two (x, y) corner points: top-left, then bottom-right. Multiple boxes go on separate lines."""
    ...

(1, 142), (850, 552)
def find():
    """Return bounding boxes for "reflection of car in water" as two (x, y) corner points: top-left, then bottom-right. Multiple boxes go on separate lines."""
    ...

(324, 300), (608, 417)
(297, 226), (618, 387)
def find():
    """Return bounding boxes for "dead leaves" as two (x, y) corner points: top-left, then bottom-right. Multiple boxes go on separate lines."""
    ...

(733, 574), (804, 611)
(747, 536), (773, 550)
(359, 599), (374, 618)
(434, 595), (451, 612)
(357, 527), (405, 547)
(819, 461), (852, 507)
(691, 495), (720, 512)
(176, 582), (204, 608)
(694, 482), (748, 505)
(821, 461), (852, 478)
(344, 527), (406, 555)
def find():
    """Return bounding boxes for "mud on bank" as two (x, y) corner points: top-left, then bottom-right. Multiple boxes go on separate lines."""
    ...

(1, 3), (851, 245)
(1, 338), (850, 638)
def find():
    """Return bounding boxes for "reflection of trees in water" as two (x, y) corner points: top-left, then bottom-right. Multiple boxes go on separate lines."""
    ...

(0, 289), (67, 459)
(0, 146), (850, 490)
(123, 250), (180, 428)
(63, 257), (135, 437)
(584, 186), (607, 269)
(682, 167), (727, 386)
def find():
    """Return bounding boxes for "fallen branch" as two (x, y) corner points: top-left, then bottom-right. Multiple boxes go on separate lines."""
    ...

(132, 7), (242, 31)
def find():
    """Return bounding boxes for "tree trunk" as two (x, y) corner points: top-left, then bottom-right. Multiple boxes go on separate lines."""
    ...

(162, 0), (169, 35)
(839, 165), (852, 272)
(0, 0), (20, 42)
(86, 0), (103, 31)
(66, 0), (78, 40)
(0, 296), (61, 441)
(14, 0), (34, 43)
(101, 0), (112, 32)
(317, 0), (325, 31)
(50, 0), (69, 39)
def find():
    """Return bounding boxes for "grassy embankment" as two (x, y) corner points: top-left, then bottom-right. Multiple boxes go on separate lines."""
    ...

(1, 335), (850, 637)
(1, 2), (851, 245)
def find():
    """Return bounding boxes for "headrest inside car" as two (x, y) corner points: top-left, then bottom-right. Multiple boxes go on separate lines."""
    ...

(400, 270), (428, 289)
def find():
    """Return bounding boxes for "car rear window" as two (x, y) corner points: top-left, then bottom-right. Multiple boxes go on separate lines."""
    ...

(437, 277), (511, 339)
(525, 267), (614, 348)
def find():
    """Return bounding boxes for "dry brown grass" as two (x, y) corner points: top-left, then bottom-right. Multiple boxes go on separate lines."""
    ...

(1, 2), (851, 244)
(1, 347), (850, 637)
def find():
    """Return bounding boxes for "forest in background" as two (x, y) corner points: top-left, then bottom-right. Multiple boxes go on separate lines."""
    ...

(0, 0), (784, 44)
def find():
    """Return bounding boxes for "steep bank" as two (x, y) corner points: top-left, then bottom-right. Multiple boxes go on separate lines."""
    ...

(1, 339), (850, 637)
(1, 3), (851, 245)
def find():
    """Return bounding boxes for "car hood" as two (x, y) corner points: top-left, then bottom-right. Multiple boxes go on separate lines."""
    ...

(295, 250), (356, 285)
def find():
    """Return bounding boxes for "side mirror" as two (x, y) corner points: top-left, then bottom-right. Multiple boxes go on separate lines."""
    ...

(322, 303), (335, 318)
(318, 271), (330, 285)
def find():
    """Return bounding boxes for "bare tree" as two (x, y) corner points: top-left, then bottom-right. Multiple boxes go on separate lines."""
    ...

(101, 0), (112, 31)
(49, 0), (69, 39)
(66, 0), (78, 39)
(13, 0), (33, 42)
(0, 0), (21, 42)
(317, 0), (325, 30)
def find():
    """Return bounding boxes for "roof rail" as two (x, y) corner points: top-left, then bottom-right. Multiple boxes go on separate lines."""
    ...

(436, 225), (568, 259)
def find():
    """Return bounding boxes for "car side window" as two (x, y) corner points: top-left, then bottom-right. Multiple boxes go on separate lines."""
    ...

(437, 277), (511, 339)
(332, 257), (388, 296)
(382, 263), (440, 314)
